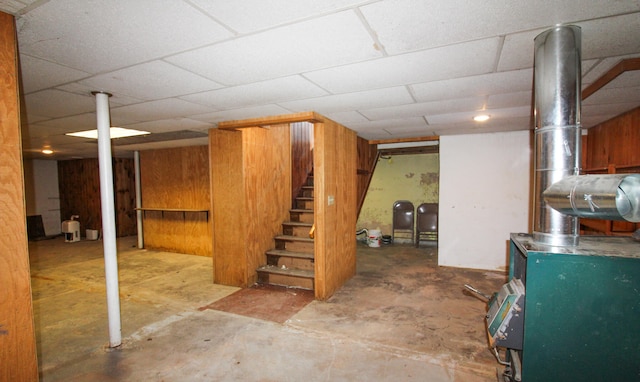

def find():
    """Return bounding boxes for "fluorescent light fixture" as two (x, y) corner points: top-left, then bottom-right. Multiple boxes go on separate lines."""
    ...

(473, 114), (490, 122)
(42, 148), (54, 155)
(66, 127), (150, 139)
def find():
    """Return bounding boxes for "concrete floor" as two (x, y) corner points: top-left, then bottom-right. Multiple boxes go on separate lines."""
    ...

(29, 236), (506, 381)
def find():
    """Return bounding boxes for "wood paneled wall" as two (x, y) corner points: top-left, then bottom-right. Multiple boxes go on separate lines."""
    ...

(0, 11), (39, 381)
(139, 146), (211, 256)
(356, 136), (377, 217)
(582, 106), (640, 235)
(58, 158), (136, 237)
(314, 118), (357, 300)
(210, 127), (291, 286)
(584, 106), (640, 170)
(291, 121), (314, 205)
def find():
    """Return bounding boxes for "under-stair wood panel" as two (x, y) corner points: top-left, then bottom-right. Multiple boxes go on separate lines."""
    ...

(314, 118), (357, 300)
(0, 11), (39, 381)
(210, 130), (247, 286)
(139, 146), (211, 256)
(210, 126), (291, 288)
(242, 125), (292, 286)
(582, 106), (640, 235)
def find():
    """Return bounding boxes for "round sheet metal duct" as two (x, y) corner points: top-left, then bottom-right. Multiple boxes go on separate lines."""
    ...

(543, 174), (640, 222)
(532, 25), (582, 246)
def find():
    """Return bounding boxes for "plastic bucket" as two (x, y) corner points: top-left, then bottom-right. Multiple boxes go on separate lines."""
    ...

(368, 229), (381, 247)
(86, 229), (99, 240)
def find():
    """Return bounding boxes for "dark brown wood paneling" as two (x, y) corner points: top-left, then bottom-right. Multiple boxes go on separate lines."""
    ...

(58, 158), (136, 237)
(114, 158), (136, 237)
(140, 146), (211, 256)
(0, 11), (39, 381)
(58, 159), (101, 232)
(356, 136), (378, 217)
(291, 122), (314, 207)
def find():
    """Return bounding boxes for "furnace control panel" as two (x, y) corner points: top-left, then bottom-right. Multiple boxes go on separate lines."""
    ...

(486, 278), (525, 349)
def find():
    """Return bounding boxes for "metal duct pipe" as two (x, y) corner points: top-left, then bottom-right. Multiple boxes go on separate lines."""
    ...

(544, 174), (640, 222)
(532, 25), (582, 246)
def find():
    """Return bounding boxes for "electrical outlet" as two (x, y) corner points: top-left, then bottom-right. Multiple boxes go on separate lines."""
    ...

(328, 195), (335, 206)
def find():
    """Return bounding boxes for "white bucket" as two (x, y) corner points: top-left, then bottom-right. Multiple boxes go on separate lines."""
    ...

(368, 229), (381, 248)
(86, 229), (99, 240)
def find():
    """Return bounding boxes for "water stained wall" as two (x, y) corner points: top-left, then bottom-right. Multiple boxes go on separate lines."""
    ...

(357, 153), (439, 235)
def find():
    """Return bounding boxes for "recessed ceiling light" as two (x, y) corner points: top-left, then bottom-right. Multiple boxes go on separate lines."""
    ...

(42, 148), (54, 155)
(473, 114), (490, 122)
(66, 127), (151, 139)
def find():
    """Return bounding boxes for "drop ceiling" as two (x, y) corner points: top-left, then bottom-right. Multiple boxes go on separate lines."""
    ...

(3, 0), (639, 160)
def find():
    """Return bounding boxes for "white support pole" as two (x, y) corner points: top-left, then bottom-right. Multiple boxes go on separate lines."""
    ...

(92, 91), (122, 348)
(134, 150), (144, 249)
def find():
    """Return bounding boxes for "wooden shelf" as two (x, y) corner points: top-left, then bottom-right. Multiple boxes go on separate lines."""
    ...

(136, 208), (209, 221)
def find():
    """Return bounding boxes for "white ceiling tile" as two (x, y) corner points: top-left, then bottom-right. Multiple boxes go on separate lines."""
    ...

(23, 123), (72, 138)
(19, 54), (90, 94)
(24, 89), (96, 118)
(323, 111), (369, 125)
(577, 13), (640, 60)
(305, 38), (501, 93)
(497, 30), (539, 72)
(583, 85), (640, 105)
(487, 91), (532, 109)
(191, 0), (370, 33)
(426, 106), (531, 125)
(361, 97), (486, 121)
(55, 83), (144, 106)
(500, 14), (640, 72)
(279, 86), (414, 114)
(121, 118), (214, 134)
(166, 10), (381, 86)
(583, 54), (640, 84)
(348, 117), (429, 139)
(16, 0), (233, 73)
(412, 69), (533, 103)
(36, 112), (137, 133)
(189, 105), (292, 124)
(430, 116), (531, 136)
(111, 99), (216, 123)
(361, 0), (640, 55)
(78, 61), (224, 101)
(180, 76), (328, 109)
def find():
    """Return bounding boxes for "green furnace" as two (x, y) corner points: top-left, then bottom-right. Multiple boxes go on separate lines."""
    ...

(491, 233), (640, 381)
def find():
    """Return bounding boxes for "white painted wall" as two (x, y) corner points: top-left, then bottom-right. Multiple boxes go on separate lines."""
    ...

(439, 130), (531, 270)
(23, 159), (61, 236)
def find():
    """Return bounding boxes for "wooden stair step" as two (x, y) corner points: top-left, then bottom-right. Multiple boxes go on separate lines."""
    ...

(266, 249), (314, 260)
(275, 235), (314, 243)
(282, 221), (312, 228)
(296, 197), (314, 201)
(257, 265), (314, 279)
(290, 209), (313, 214)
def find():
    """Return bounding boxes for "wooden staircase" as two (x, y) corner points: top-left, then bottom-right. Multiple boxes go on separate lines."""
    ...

(257, 175), (315, 290)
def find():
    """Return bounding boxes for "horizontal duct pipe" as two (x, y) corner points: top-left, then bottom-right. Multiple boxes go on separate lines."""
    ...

(543, 174), (640, 222)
